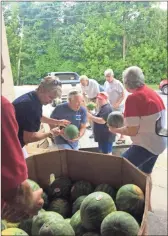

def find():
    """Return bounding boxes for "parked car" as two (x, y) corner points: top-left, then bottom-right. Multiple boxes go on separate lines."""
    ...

(47, 72), (81, 106)
(159, 79), (168, 95)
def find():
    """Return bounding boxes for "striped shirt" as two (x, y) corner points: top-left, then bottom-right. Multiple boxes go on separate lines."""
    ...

(124, 85), (167, 155)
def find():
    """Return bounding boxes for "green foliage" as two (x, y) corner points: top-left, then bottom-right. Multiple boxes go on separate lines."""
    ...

(2, 2), (167, 85)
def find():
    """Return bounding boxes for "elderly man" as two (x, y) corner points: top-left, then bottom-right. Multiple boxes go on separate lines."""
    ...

(104, 69), (125, 144)
(80, 75), (104, 138)
(108, 66), (167, 210)
(87, 92), (116, 154)
(13, 76), (70, 155)
(1, 58), (43, 222)
(50, 90), (87, 150)
(80, 75), (104, 103)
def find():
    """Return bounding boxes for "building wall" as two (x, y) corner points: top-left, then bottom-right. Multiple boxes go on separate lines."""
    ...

(2, 15), (15, 102)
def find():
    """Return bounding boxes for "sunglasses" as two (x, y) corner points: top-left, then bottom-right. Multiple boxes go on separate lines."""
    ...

(52, 79), (62, 87)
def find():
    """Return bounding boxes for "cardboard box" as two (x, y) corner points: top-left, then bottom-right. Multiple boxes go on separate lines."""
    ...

(26, 149), (150, 235)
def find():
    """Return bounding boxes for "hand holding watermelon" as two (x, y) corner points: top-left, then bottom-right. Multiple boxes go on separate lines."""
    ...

(61, 124), (80, 142)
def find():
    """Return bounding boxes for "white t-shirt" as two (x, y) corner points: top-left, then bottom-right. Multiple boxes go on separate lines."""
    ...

(81, 79), (100, 99)
(104, 79), (125, 107)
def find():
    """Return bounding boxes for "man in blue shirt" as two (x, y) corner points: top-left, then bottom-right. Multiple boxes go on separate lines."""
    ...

(13, 76), (70, 149)
(50, 90), (87, 150)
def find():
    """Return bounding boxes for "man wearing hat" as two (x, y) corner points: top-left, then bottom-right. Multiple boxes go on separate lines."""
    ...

(87, 92), (116, 154)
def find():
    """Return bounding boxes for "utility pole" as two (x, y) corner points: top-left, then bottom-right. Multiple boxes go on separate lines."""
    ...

(17, 20), (24, 85)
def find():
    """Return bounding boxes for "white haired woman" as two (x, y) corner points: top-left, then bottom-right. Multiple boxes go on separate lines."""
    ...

(108, 66), (167, 211)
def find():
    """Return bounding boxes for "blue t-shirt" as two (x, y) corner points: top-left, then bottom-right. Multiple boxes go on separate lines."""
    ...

(50, 102), (87, 149)
(93, 103), (116, 143)
(12, 91), (42, 147)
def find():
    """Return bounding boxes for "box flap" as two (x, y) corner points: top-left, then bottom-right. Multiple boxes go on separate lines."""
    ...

(66, 150), (123, 188)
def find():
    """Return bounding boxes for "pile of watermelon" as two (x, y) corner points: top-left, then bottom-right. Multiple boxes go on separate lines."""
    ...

(1, 177), (145, 236)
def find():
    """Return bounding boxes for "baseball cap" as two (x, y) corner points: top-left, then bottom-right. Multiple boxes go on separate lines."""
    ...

(96, 92), (108, 100)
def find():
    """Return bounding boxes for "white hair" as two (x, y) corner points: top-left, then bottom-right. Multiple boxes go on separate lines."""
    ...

(122, 66), (145, 89)
(79, 75), (89, 82)
(68, 90), (82, 100)
(104, 69), (114, 77)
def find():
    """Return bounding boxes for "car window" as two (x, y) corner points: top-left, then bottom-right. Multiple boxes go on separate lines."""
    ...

(48, 73), (77, 81)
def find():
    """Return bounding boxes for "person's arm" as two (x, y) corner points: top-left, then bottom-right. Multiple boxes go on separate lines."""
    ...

(108, 125), (139, 136)
(113, 82), (125, 108)
(109, 95), (140, 137)
(23, 127), (61, 144)
(23, 130), (51, 144)
(1, 98), (43, 221)
(87, 112), (106, 124)
(41, 115), (70, 127)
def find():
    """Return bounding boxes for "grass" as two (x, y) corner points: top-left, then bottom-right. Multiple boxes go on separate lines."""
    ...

(146, 84), (159, 90)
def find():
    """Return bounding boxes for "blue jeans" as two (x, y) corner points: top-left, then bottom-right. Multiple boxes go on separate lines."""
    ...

(57, 143), (79, 150)
(98, 142), (113, 154)
(122, 145), (158, 174)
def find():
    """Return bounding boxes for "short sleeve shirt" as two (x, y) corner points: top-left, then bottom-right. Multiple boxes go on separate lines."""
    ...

(93, 103), (116, 143)
(81, 79), (100, 99)
(104, 79), (125, 106)
(124, 85), (166, 155)
(12, 91), (42, 147)
(50, 102), (87, 148)
(1, 96), (27, 196)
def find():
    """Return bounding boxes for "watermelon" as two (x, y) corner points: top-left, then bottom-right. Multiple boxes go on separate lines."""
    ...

(80, 192), (116, 231)
(39, 219), (75, 236)
(1, 220), (7, 231)
(48, 198), (71, 218)
(65, 218), (71, 224)
(72, 195), (87, 214)
(71, 180), (94, 201)
(48, 176), (72, 200)
(86, 102), (96, 111)
(94, 184), (117, 200)
(27, 179), (40, 191)
(116, 184), (145, 220)
(64, 124), (79, 140)
(83, 233), (101, 236)
(107, 111), (124, 128)
(70, 210), (87, 236)
(31, 211), (64, 236)
(1, 228), (28, 235)
(6, 222), (20, 228)
(101, 211), (140, 236)
(19, 218), (33, 236)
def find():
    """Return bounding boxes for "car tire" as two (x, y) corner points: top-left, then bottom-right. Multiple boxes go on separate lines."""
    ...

(162, 85), (168, 95)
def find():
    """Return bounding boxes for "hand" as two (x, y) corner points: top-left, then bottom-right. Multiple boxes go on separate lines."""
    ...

(61, 129), (80, 142)
(58, 119), (71, 127)
(51, 127), (63, 136)
(108, 126), (118, 134)
(112, 103), (119, 109)
(28, 189), (44, 216)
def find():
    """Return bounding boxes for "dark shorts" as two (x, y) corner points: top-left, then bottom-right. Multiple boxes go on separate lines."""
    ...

(122, 145), (158, 174)
(98, 142), (113, 154)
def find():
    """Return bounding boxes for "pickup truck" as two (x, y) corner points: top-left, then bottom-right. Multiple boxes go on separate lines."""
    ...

(47, 72), (81, 106)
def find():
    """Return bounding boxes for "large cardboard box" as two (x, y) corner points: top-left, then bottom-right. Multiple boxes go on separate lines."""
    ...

(26, 149), (150, 235)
